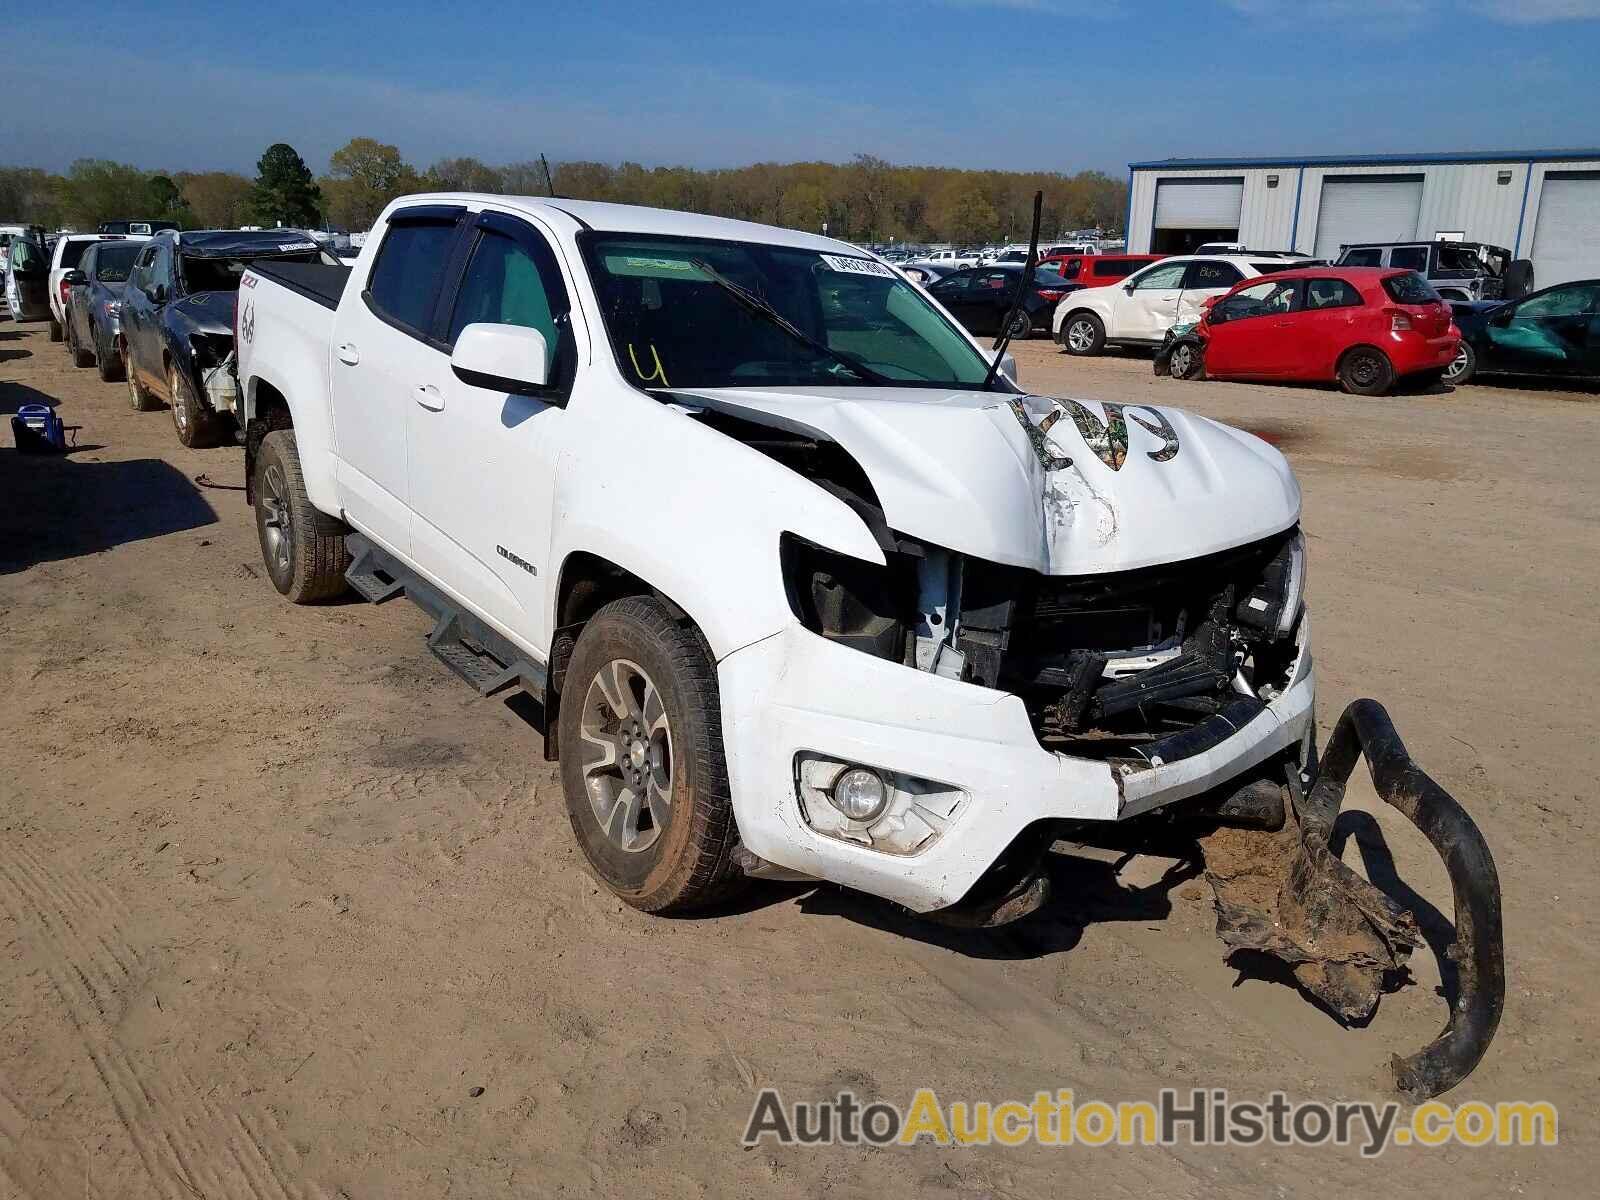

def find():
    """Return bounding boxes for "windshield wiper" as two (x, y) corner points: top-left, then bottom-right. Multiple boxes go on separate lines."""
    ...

(687, 258), (895, 386)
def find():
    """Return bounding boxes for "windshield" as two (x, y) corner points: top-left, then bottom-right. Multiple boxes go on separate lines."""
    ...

(179, 250), (320, 294)
(93, 243), (141, 282)
(581, 233), (996, 390)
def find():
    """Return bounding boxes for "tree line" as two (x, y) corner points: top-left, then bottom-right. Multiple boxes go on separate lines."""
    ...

(1, 141), (1126, 244)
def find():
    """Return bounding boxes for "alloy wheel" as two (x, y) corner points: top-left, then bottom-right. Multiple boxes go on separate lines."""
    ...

(579, 659), (673, 853)
(259, 462), (292, 576)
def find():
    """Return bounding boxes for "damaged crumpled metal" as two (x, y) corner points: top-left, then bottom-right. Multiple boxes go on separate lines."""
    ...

(1201, 798), (1422, 1022)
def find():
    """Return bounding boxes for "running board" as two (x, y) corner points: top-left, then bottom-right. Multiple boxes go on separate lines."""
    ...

(344, 534), (547, 703)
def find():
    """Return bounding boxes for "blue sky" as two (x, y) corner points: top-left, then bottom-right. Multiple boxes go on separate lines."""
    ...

(5, 0), (1599, 176)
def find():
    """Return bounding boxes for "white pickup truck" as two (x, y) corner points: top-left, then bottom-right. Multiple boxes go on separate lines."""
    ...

(231, 193), (1319, 922)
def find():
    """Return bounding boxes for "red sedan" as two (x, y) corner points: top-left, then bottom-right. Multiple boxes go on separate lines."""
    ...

(1164, 267), (1460, 395)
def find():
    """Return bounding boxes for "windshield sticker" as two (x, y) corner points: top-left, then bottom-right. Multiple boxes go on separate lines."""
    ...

(278, 241), (317, 252)
(605, 254), (710, 281)
(628, 343), (670, 387)
(818, 254), (895, 279)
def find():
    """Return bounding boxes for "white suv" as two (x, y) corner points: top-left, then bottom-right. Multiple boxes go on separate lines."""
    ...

(1053, 252), (1317, 356)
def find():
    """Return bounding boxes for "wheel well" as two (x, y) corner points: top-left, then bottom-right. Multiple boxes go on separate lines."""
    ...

(543, 553), (691, 762)
(1337, 343), (1389, 369)
(1063, 307), (1101, 327)
(243, 379), (293, 505)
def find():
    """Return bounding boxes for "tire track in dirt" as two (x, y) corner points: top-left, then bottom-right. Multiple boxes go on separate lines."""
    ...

(0, 841), (318, 1200)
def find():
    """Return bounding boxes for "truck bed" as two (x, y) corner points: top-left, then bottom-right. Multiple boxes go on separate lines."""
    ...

(248, 261), (351, 311)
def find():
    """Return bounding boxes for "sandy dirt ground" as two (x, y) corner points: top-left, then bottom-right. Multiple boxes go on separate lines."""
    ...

(2, 318), (1596, 1199)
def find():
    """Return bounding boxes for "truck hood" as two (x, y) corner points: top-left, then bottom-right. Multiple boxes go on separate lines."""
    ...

(680, 386), (1300, 574)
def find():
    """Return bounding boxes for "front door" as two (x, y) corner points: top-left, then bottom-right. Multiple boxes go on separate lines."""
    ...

(120, 243), (162, 383)
(1483, 284), (1600, 377)
(407, 210), (576, 654)
(329, 205), (467, 557)
(1204, 279), (1301, 376)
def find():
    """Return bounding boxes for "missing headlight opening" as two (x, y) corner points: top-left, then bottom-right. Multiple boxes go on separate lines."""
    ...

(781, 526), (1306, 758)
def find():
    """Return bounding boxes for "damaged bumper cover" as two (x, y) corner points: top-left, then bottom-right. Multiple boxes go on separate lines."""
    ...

(716, 621), (1314, 914)
(1204, 699), (1504, 1099)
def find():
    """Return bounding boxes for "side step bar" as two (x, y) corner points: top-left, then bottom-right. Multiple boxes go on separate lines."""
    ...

(344, 533), (547, 702)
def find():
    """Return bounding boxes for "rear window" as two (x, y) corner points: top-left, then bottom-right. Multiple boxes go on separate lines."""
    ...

(367, 219), (460, 334)
(1382, 272), (1439, 304)
(1390, 246), (1430, 272)
(91, 243), (141, 282)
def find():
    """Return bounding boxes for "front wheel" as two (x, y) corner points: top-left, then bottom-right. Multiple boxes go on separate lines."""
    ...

(169, 364), (220, 448)
(1338, 347), (1396, 396)
(1168, 341), (1204, 380)
(253, 429), (350, 603)
(1061, 312), (1105, 356)
(559, 596), (746, 914)
(1443, 341), (1476, 387)
(96, 333), (125, 382)
(48, 316), (63, 343)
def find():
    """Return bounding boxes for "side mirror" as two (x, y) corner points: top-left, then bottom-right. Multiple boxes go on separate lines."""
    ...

(987, 348), (1019, 385)
(1123, 283), (1136, 295)
(63, 269), (87, 287)
(151, 285), (168, 304)
(451, 323), (551, 395)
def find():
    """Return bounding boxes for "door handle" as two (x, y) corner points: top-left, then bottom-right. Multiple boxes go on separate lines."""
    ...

(414, 384), (444, 412)
(336, 342), (360, 365)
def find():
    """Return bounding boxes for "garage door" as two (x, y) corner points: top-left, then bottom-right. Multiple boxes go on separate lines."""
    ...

(1313, 175), (1423, 259)
(1153, 178), (1244, 230)
(1529, 172), (1600, 288)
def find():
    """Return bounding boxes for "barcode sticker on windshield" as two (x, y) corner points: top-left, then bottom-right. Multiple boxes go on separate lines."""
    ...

(819, 254), (895, 278)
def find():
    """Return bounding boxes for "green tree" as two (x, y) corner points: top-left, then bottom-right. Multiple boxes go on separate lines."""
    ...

(146, 174), (193, 227)
(177, 171), (253, 228)
(424, 156), (503, 192)
(249, 143), (322, 228)
(58, 159), (154, 230)
(323, 137), (420, 229)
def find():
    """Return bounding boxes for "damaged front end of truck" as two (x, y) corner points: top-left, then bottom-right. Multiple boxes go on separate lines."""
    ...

(683, 380), (1504, 1098)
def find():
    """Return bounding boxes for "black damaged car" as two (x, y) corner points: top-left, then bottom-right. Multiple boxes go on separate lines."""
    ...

(1445, 280), (1600, 389)
(924, 264), (1073, 339)
(120, 229), (330, 446)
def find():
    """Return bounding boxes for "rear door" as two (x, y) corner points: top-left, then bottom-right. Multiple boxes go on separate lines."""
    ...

(927, 270), (982, 331)
(329, 204), (468, 557)
(1177, 259), (1245, 327)
(1113, 259), (1188, 340)
(408, 209), (578, 650)
(121, 243), (162, 383)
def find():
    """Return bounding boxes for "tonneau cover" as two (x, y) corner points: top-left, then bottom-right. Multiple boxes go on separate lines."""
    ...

(249, 260), (352, 310)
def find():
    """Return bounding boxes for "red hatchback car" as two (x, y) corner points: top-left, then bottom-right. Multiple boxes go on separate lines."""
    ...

(1166, 267), (1460, 395)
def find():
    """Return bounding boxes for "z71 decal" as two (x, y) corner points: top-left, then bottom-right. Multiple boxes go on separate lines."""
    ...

(1008, 396), (1181, 472)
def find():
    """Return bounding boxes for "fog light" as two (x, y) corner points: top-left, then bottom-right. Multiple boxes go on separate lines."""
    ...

(831, 767), (888, 823)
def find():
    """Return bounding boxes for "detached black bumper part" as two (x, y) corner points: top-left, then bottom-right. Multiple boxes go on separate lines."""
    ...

(1204, 699), (1505, 1099)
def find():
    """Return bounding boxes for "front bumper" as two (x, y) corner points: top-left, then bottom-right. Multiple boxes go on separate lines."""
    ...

(719, 622), (1315, 912)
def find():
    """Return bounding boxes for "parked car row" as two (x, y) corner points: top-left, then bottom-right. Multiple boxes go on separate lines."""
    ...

(39, 227), (342, 447)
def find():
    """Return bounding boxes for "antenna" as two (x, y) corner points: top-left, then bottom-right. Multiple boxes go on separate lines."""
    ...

(540, 154), (557, 198)
(982, 190), (1043, 390)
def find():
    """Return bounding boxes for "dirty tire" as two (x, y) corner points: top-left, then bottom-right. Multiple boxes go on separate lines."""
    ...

(68, 321), (94, 368)
(1444, 341), (1476, 387)
(48, 316), (63, 342)
(1006, 309), (1033, 340)
(253, 429), (350, 603)
(97, 334), (125, 381)
(1338, 347), (1395, 396)
(1169, 341), (1205, 380)
(559, 596), (747, 914)
(1061, 311), (1105, 356)
(126, 360), (159, 411)
(169, 364), (219, 448)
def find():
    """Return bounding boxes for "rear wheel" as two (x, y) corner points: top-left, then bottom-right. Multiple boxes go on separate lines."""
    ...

(169, 363), (220, 448)
(1005, 309), (1033, 340)
(1061, 312), (1105, 356)
(1338, 347), (1396, 396)
(126, 358), (159, 411)
(1443, 341), (1476, 387)
(559, 596), (746, 914)
(68, 320), (94, 368)
(48, 316), (62, 342)
(253, 429), (350, 603)
(96, 331), (124, 382)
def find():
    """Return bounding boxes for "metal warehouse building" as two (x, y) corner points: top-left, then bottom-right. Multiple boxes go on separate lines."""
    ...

(1125, 150), (1600, 286)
